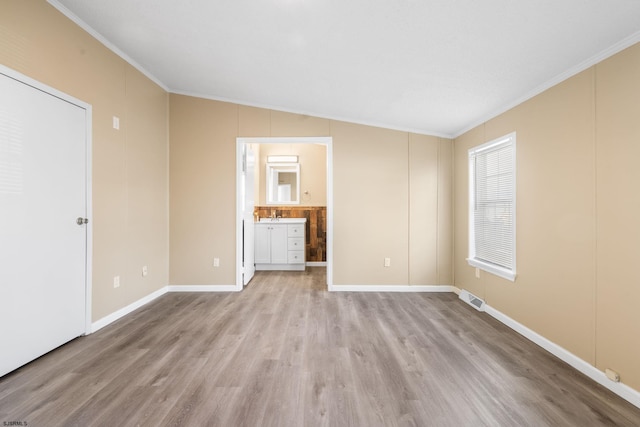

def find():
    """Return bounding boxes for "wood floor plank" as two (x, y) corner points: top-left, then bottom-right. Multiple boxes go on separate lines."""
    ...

(1, 267), (640, 426)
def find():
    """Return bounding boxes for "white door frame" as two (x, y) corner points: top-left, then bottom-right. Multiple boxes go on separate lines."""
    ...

(241, 143), (256, 286)
(0, 64), (93, 335)
(235, 136), (333, 291)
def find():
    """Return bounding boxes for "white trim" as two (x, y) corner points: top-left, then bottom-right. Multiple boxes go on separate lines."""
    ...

(256, 264), (306, 271)
(238, 136), (332, 145)
(266, 162), (301, 205)
(235, 141), (244, 291)
(468, 133), (516, 282)
(0, 64), (95, 337)
(453, 30), (640, 138)
(0, 64), (91, 110)
(91, 287), (168, 333)
(91, 284), (238, 332)
(484, 304), (640, 409)
(84, 96), (93, 336)
(40, 1), (640, 140)
(468, 133), (515, 155)
(236, 137), (334, 291)
(328, 284), (456, 293)
(467, 258), (517, 282)
(46, 1), (169, 92)
(326, 139), (334, 289)
(306, 262), (327, 267)
(267, 155), (298, 163)
(168, 285), (239, 292)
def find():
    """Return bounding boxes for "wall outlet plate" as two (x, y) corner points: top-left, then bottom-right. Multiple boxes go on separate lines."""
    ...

(605, 368), (620, 382)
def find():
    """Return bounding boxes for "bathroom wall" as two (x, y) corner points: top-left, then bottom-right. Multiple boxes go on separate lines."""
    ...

(256, 143), (327, 206)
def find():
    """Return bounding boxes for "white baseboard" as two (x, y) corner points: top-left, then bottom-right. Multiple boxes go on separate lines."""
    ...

(484, 304), (640, 409)
(89, 283), (450, 334)
(329, 284), (455, 292)
(90, 284), (239, 333)
(88, 280), (640, 409)
(306, 262), (327, 267)
(91, 286), (168, 333)
(168, 284), (239, 292)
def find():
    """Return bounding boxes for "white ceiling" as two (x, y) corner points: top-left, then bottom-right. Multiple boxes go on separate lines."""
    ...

(51, 0), (640, 138)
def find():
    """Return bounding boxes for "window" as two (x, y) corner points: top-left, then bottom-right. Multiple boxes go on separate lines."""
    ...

(468, 132), (516, 281)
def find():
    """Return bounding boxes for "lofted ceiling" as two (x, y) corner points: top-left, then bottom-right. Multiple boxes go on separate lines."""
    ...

(51, 0), (640, 138)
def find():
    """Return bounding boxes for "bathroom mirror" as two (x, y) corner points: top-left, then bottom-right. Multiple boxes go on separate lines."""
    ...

(266, 163), (300, 205)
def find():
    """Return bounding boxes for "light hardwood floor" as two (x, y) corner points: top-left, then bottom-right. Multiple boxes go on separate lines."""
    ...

(1, 268), (639, 426)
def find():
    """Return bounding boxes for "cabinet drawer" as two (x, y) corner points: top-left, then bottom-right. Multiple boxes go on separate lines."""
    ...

(288, 224), (304, 237)
(288, 237), (304, 250)
(288, 250), (305, 264)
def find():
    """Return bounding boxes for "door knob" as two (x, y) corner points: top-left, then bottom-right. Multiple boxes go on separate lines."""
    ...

(76, 217), (89, 225)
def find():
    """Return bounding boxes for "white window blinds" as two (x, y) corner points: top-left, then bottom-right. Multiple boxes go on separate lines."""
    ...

(468, 133), (516, 281)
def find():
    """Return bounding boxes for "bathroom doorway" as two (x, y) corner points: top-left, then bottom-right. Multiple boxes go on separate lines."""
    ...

(235, 137), (333, 291)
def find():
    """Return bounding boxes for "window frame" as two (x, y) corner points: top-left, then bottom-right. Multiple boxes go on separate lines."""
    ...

(467, 132), (516, 281)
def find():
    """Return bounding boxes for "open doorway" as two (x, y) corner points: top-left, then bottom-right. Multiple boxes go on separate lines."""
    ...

(235, 137), (333, 291)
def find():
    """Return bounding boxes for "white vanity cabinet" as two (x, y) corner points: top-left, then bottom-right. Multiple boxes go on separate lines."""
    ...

(255, 224), (287, 264)
(255, 219), (306, 271)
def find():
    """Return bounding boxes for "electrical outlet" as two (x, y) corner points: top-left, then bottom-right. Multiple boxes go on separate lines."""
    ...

(213, 258), (220, 267)
(113, 276), (120, 288)
(142, 265), (148, 277)
(605, 368), (620, 382)
(112, 116), (120, 130)
(475, 268), (480, 278)
(384, 257), (391, 267)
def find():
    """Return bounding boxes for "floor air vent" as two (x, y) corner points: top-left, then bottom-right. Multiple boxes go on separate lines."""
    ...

(459, 290), (486, 312)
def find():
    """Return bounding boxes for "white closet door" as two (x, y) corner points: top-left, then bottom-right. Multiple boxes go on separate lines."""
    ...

(0, 71), (87, 377)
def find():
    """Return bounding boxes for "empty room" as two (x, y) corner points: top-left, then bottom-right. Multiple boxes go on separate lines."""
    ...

(2, 0), (640, 425)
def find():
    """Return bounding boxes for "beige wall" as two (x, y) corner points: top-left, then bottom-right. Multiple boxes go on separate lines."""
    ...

(0, 0), (170, 321)
(332, 121), (410, 285)
(256, 143), (327, 206)
(6, 0), (638, 400)
(454, 43), (640, 391)
(409, 134), (453, 285)
(169, 96), (237, 285)
(595, 43), (640, 392)
(170, 101), (453, 287)
(2, 2), (453, 321)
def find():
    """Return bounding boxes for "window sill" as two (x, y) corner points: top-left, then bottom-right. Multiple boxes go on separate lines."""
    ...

(467, 258), (516, 282)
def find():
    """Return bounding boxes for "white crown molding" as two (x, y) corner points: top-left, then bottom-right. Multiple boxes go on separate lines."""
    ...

(43, 2), (640, 141)
(453, 30), (640, 139)
(47, 0), (169, 92)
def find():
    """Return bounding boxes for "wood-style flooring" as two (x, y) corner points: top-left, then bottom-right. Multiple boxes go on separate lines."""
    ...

(1, 268), (639, 426)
